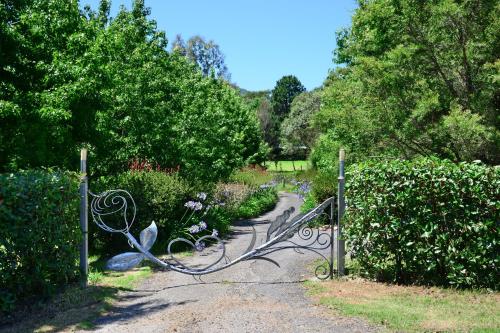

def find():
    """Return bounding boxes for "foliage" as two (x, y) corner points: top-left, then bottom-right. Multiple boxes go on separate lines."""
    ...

(236, 187), (278, 219)
(90, 171), (191, 254)
(271, 75), (306, 120)
(0, 170), (80, 312)
(280, 90), (321, 159)
(345, 158), (499, 289)
(230, 168), (274, 187)
(172, 34), (231, 81)
(0, 0), (265, 183)
(309, 169), (337, 202)
(314, 0), (500, 167)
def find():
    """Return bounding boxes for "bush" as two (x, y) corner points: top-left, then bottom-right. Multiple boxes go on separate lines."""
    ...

(345, 158), (499, 289)
(0, 170), (80, 312)
(90, 171), (191, 255)
(312, 169), (337, 202)
(236, 188), (278, 219)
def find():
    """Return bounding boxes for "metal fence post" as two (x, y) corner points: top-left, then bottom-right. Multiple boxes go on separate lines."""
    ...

(337, 149), (346, 276)
(80, 148), (88, 287)
(329, 198), (335, 279)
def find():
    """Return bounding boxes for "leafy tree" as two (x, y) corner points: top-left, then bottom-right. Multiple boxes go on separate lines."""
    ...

(0, 0), (264, 183)
(173, 35), (231, 81)
(314, 0), (500, 165)
(271, 75), (306, 120)
(280, 90), (321, 159)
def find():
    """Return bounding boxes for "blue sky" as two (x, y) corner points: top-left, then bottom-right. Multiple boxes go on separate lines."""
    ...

(81, 0), (358, 91)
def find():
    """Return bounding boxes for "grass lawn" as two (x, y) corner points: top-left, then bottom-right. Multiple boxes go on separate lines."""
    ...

(304, 278), (500, 332)
(264, 160), (311, 172)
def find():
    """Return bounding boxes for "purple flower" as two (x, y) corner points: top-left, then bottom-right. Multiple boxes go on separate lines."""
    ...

(197, 192), (207, 201)
(185, 200), (203, 211)
(198, 221), (207, 230)
(211, 229), (219, 237)
(188, 225), (200, 234)
(184, 200), (196, 209)
(195, 241), (206, 252)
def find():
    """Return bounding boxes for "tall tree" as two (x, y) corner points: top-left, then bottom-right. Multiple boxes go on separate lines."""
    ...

(174, 35), (231, 81)
(280, 90), (321, 158)
(271, 75), (306, 120)
(313, 0), (499, 166)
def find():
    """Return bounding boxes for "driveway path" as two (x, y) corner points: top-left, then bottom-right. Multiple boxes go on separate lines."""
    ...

(85, 192), (378, 333)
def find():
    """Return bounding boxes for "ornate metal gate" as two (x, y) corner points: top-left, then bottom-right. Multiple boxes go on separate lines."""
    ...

(89, 190), (338, 280)
(77, 148), (346, 284)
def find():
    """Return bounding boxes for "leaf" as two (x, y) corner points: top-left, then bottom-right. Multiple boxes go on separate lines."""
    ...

(140, 221), (158, 251)
(106, 252), (144, 271)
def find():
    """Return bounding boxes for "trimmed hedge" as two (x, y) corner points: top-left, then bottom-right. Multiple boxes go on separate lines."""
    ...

(345, 158), (499, 289)
(0, 170), (81, 312)
(90, 171), (191, 254)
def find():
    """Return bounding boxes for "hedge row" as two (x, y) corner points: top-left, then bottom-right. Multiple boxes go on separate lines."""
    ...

(0, 169), (280, 313)
(345, 158), (499, 289)
(0, 170), (81, 312)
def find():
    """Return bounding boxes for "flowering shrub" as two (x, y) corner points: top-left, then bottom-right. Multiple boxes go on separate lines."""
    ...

(129, 158), (180, 175)
(176, 192), (221, 251)
(291, 179), (311, 201)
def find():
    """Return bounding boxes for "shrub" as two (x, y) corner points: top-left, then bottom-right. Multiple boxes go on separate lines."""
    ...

(0, 170), (80, 312)
(236, 188), (278, 219)
(311, 169), (337, 202)
(90, 171), (191, 255)
(345, 158), (499, 289)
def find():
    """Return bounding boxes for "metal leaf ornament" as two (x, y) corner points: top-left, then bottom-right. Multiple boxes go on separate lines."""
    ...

(106, 221), (158, 271)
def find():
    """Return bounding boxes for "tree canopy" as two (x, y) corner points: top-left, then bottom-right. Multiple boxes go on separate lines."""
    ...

(271, 75), (306, 120)
(312, 0), (499, 169)
(0, 0), (265, 181)
(280, 91), (321, 158)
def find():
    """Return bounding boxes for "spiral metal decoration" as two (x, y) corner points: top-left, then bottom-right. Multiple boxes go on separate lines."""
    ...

(89, 189), (336, 279)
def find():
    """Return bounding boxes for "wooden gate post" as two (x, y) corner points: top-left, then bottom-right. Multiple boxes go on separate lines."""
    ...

(337, 149), (346, 276)
(80, 148), (89, 287)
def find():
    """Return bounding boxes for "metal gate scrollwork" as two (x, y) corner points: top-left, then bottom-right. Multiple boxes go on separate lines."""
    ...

(89, 190), (338, 280)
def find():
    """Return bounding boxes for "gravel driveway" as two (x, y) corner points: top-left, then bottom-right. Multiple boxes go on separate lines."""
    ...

(85, 192), (378, 333)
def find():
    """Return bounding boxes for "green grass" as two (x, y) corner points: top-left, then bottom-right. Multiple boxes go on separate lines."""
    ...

(304, 279), (500, 332)
(1, 256), (153, 333)
(264, 160), (311, 172)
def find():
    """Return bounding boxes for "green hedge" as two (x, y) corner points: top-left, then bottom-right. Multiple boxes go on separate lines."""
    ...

(90, 171), (191, 254)
(0, 170), (81, 312)
(345, 158), (499, 289)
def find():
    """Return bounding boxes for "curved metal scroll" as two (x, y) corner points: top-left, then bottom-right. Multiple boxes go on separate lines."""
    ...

(89, 190), (336, 279)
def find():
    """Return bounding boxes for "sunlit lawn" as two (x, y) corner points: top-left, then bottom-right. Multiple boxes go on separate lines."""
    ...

(264, 160), (311, 171)
(304, 279), (500, 332)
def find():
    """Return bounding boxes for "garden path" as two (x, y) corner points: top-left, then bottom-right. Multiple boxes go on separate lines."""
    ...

(84, 192), (378, 333)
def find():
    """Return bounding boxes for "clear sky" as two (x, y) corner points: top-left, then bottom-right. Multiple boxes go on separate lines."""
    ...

(81, 0), (358, 91)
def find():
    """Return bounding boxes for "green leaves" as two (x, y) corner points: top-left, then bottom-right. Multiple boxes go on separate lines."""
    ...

(317, 0), (500, 165)
(0, 170), (80, 312)
(344, 158), (499, 289)
(0, 1), (265, 183)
